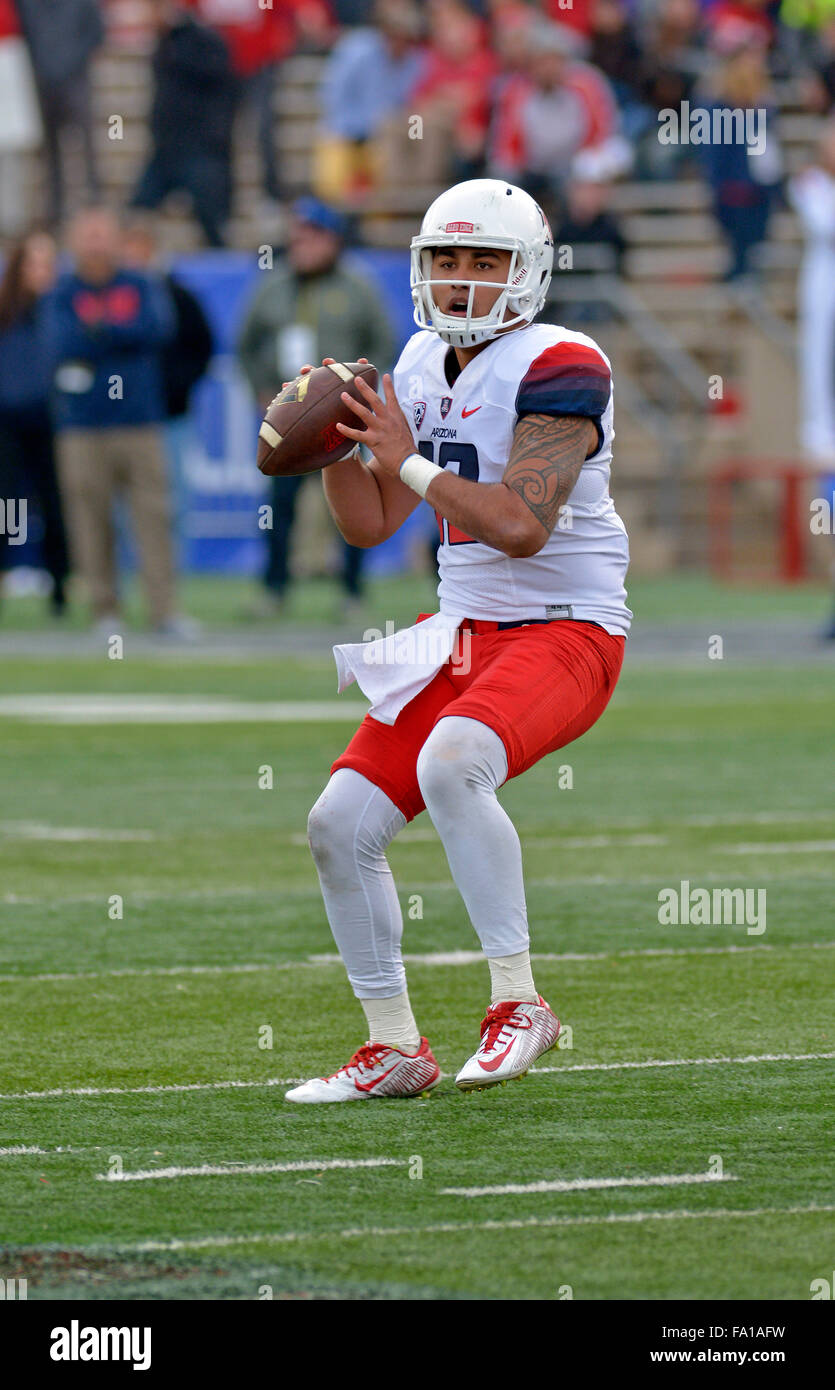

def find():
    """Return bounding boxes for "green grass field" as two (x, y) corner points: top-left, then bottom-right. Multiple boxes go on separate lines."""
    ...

(0, 576), (833, 1300)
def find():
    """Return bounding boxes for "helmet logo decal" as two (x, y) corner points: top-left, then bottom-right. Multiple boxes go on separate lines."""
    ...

(444, 221), (474, 233)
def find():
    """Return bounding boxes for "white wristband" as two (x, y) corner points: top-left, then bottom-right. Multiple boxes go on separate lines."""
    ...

(399, 452), (443, 498)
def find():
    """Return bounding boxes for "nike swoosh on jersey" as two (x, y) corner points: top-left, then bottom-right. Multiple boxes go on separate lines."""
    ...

(461, 405), (482, 418)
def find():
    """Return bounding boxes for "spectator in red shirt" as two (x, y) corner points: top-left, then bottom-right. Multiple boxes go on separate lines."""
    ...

(487, 19), (622, 222)
(411, 0), (498, 179)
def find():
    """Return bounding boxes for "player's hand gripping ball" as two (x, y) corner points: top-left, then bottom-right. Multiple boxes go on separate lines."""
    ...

(257, 358), (379, 477)
(333, 368), (417, 478)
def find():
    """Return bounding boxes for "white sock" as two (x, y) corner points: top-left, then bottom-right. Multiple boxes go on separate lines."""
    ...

(488, 949), (538, 1005)
(360, 991), (421, 1053)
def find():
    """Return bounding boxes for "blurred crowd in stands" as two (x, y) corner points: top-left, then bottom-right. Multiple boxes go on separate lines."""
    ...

(2, 0), (835, 260)
(1, 0), (834, 631)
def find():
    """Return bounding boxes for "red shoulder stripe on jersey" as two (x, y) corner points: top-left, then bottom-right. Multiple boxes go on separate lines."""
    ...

(515, 341), (611, 424)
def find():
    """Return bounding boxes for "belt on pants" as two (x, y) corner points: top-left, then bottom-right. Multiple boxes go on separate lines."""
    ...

(460, 617), (557, 634)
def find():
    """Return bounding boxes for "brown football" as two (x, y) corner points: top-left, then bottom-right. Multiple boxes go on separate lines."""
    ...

(256, 360), (378, 477)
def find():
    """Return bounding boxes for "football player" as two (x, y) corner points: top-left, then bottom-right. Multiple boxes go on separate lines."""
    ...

(285, 179), (631, 1102)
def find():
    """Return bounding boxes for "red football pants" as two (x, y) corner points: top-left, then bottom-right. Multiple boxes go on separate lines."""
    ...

(331, 614), (625, 823)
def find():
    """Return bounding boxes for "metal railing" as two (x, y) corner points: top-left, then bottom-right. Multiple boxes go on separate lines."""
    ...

(544, 266), (709, 550)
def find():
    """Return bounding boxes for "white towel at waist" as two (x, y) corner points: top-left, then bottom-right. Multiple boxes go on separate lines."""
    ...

(333, 610), (463, 725)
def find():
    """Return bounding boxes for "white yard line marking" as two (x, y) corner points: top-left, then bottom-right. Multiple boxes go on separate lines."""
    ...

(2, 940), (833, 985)
(441, 1172), (737, 1197)
(0, 1145), (95, 1156)
(279, 872), (835, 897)
(531, 1051), (835, 1076)
(0, 822), (155, 842)
(0, 1078), (304, 1101)
(399, 812), (835, 836)
(518, 872), (832, 891)
(288, 819), (833, 851)
(2, 1050), (832, 1102)
(95, 1203), (835, 1254)
(720, 841), (835, 855)
(99, 1157), (405, 1183)
(0, 695), (367, 724)
(1, 686), (832, 723)
(4, 869), (831, 912)
(309, 942), (835, 969)
(0, 962), (310, 983)
(289, 831), (669, 850)
(673, 811), (834, 828)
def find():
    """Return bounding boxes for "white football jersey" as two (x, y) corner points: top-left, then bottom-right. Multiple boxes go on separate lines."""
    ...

(392, 322), (632, 635)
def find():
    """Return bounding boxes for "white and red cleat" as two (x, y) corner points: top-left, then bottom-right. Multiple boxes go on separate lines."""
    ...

(455, 996), (560, 1091)
(285, 1038), (441, 1103)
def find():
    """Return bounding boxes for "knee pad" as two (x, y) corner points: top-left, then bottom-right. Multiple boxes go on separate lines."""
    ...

(307, 768), (404, 870)
(306, 786), (344, 871)
(416, 715), (508, 807)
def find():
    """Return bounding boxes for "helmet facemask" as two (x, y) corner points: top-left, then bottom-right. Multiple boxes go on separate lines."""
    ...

(410, 237), (545, 349)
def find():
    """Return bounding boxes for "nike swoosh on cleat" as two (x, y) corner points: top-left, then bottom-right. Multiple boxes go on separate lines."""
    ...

(461, 406), (481, 418)
(354, 1063), (401, 1093)
(478, 1040), (516, 1072)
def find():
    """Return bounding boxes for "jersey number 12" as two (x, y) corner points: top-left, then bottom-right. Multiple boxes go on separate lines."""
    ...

(418, 441), (479, 546)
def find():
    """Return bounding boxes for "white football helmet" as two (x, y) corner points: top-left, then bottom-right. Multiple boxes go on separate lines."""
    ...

(410, 179), (554, 349)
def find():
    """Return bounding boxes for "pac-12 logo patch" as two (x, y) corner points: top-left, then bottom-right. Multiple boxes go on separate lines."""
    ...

(413, 400), (427, 430)
(440, 396), (452, 419)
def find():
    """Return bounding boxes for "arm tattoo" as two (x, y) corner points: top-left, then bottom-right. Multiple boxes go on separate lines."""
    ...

(502, 413), (597, 540)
